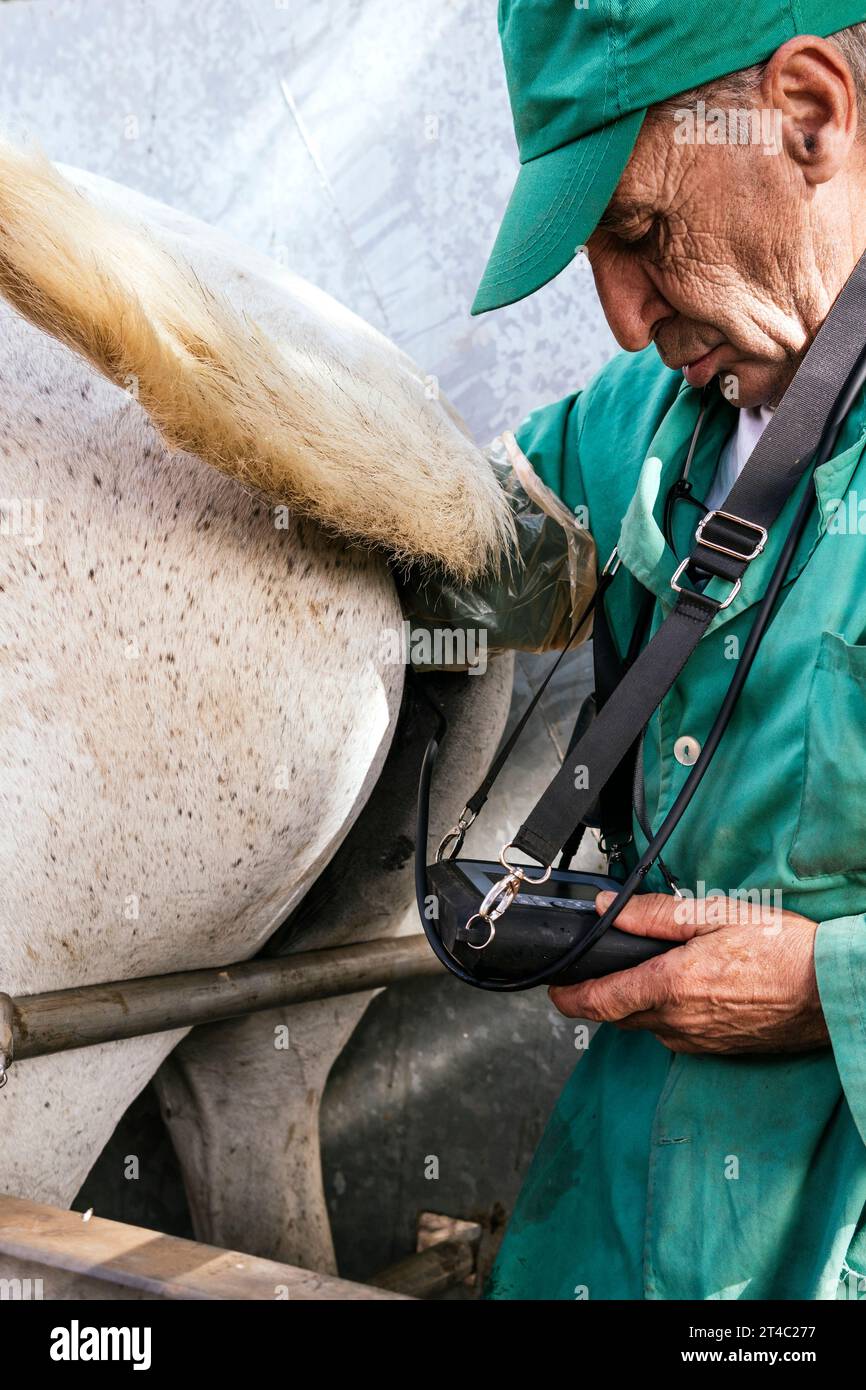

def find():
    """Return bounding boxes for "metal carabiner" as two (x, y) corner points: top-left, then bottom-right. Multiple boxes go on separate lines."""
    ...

(462, 870), (525, 950)
(436, 806), (477, 862)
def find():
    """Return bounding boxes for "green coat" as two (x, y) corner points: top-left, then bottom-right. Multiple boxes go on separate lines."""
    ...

(488, 347), (866, 1301)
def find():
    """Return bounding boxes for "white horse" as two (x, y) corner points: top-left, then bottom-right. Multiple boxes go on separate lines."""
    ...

(0, 146), (516, 1279)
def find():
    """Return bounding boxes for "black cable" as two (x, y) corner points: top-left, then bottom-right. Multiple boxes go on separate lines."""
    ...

(417, 342), (866, 991)
(537, 340), (866, 983)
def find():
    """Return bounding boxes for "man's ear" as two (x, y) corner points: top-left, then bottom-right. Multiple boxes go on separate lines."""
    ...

(761, 34), (859, 184)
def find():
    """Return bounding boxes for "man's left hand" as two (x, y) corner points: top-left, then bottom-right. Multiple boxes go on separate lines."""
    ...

(548, 891), (829, 1054)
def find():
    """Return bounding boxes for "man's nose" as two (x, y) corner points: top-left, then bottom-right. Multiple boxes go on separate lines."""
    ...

(591, 254), (672, 353)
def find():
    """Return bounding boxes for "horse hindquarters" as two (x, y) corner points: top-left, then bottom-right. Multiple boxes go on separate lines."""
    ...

(0, 308), (403, 1212)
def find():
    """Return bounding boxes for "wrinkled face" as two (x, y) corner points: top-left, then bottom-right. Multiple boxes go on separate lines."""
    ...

(585, 95), (858, 409)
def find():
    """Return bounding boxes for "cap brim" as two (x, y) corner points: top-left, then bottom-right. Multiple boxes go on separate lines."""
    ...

(471, 107), (647, 315)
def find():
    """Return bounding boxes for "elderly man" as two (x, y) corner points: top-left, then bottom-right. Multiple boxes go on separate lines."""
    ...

(464, 0), (866, 1300)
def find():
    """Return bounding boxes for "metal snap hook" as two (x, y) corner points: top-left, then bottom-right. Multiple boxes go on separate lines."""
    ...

(463, 913), (496, 950)
(498, 843), (551, 884)
(461, 870), (523, 950)
(436, 806), (477, 862)
(478, 871), (523, 920)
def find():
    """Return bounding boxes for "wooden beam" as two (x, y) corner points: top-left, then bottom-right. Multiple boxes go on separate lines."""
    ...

(1, 934), (443, 1065)
(0, 1196), (410, 1301)
(369, 1240), (475, 1298)
(370, 1213), (482, 1298)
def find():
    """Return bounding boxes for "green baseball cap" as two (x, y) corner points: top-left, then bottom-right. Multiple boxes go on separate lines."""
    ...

(472, 0), (866, 315)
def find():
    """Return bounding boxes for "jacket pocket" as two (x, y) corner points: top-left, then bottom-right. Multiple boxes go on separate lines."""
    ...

(789, 630), (866, 880)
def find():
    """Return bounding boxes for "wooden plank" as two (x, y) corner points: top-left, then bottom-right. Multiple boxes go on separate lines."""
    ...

(369, 1240), (475, 1298)
(3, 934), (443, 1063)
(369, 1214), (481, 1298)
(0, 1196), (410, 1300)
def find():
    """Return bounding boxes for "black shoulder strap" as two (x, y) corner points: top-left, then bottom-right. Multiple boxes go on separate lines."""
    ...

(587, 578), (656, 845)
(513, 248), (866, 868)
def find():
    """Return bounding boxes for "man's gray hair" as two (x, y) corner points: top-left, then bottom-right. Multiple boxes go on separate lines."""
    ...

(653, 23), (866, 131)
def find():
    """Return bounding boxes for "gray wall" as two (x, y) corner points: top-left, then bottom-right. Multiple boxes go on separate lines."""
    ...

(0, 0), (617, 442)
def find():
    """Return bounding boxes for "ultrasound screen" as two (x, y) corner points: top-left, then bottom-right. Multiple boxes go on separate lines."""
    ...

(479, 868), (598, 905)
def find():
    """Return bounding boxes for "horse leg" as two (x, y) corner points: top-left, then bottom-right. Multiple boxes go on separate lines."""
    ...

(155, 657), (515, 1269)
(152, 998), (372, 1273)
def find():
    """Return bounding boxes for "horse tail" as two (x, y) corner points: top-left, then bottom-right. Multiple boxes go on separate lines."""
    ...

(0, 139), (514, 579)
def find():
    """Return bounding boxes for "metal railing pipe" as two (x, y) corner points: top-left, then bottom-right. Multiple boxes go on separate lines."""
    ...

(0, 935), (443, 1068)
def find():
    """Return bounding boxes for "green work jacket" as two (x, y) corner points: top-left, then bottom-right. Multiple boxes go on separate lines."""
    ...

(488, 346), (866, 1301)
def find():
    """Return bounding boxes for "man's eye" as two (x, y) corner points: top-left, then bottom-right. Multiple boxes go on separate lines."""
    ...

(621, 219), (664, 256)
(614, 216), (667, 258)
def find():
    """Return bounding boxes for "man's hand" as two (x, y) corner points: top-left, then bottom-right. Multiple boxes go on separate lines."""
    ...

(548, 891), (830, 1055)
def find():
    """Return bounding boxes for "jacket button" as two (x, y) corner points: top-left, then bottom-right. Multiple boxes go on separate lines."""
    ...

(674, 735), (701, 766)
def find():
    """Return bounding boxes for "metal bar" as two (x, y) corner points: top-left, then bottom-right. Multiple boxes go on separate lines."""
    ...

(2, 935), (443, 1065)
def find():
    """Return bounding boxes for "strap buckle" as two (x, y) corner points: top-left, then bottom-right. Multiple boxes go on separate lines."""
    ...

(671, 510), (768, 610)
(670, 557), (742, 609)
(695, 509), (768, 562)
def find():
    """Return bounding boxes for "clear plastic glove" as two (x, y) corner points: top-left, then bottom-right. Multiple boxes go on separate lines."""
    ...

(396, 430), (597, 671)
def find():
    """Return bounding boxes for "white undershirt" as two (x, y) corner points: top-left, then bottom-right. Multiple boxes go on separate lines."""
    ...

(704, 404), (775, 513)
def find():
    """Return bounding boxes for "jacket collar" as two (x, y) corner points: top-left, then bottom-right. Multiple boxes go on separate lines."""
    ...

(616, 379), (866, 634)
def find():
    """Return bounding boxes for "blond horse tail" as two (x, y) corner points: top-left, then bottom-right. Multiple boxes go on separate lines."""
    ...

(0, 140), (515, 579)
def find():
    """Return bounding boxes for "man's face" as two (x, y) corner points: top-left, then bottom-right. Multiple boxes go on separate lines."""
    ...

(585, 107), (843, 409)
